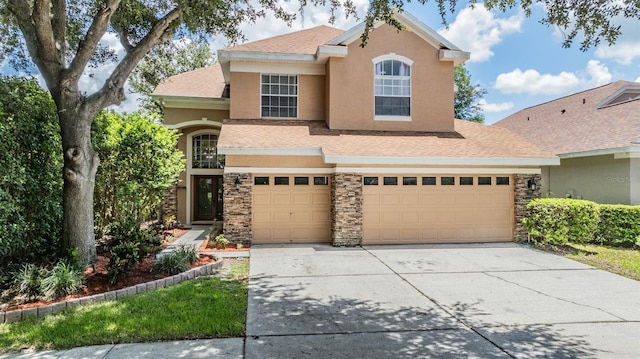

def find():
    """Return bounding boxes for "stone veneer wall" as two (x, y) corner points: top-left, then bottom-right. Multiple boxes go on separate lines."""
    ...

(514, 174), (542, 242)
(223, 173), (252, 244)
(161, 184), (178, 220)
(331, 173), (363, 246)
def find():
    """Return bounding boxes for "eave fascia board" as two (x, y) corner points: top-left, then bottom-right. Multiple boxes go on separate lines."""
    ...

(557, 146), (640, 159)
(439, 49), (471, 66)
(594, 84), (640, 109)
(327, 11), (465, 53)
(323, 155), (560, 166)
(217, 146), (324, 156)
(152, 95), (230, 110)
(217, 50), (317, 63)
(316, 45), (348, 61)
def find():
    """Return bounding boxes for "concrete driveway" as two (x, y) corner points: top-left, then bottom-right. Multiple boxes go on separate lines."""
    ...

(246, 243), (640, 358)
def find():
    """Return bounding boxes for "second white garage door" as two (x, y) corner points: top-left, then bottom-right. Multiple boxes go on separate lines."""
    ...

(363, 174), (514, 244)
(252, 175), (331, 243)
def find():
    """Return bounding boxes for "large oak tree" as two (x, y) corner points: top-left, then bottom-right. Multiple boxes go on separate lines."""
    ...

(1, 0), (638, 266)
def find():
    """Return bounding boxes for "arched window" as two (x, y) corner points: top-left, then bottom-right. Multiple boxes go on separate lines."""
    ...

(192, 134), (224, 169)
(373, 56), (412, 117)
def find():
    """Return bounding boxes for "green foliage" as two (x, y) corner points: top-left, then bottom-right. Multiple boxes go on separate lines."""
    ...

(596, 205), (640, 247)
(15, 264), (48, 301)
(131, 40), (215, 113)
(215, 234), (229, 247)
(106, 242), (141, 284)
(523, 198), (600, 244)
(454, 64), (487, 123)
(153, 245), (198, 275)
(92, 110), (184, 237)
(0, 76), (63, 272)
(40, 262), (84, 300)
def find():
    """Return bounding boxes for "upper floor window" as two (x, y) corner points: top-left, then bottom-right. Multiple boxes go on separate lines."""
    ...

(261, 74), (298, 118)
(373, 55), (412, 118)
(192, 134), (224, 169)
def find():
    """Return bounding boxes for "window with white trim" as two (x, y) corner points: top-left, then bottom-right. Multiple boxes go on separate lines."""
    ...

(192, 134), (224, 169)
(261, 74), (298, 118)
(374, 59), (411, 117)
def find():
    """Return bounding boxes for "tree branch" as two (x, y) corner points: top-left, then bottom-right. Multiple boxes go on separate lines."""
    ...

(66, 0), (122, 85)
(112, 23), (133, 52)
(85, 7), (183, 112)
(51, 0), (67, 66)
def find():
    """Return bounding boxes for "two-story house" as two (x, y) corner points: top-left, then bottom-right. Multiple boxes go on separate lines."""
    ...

(152, 11), (558, 246)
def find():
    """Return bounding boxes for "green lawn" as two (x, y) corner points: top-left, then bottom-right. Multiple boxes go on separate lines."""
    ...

(0, 260), (248, 353)
(564, 244), (640, 281)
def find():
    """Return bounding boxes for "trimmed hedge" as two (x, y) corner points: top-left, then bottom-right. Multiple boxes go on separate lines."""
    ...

(523, 199), (600, 244)
(524, 198), (640, 247)
(597, 205), (640, 247)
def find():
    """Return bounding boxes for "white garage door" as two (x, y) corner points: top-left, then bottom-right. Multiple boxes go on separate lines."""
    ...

(363, 175), (514, 244)
(252, 175), (331, 243)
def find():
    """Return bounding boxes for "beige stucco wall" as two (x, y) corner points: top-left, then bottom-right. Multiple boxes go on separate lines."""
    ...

(544, 155), (631, 204)
(226, 155), (330, 168)
(629, 158), (640, 205)
(229, 72), (325, 120)
(163, 108), (228, 126)
(326, 25), (455, 132)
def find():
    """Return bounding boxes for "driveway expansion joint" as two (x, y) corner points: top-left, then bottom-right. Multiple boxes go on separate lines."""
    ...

(483, 271), (627, 321)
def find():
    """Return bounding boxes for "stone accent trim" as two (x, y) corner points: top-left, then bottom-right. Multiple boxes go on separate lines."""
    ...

(1, 259), (223, 324)
(331, 173), (363, 246)
(514, 174), (542, 242)
(161, 184), (178, 220)
(223, 173), (252, 244)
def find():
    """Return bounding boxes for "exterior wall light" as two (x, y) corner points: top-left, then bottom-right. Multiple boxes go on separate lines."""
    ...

(235, 176), (241, 190)
(527, 178), (537, 191)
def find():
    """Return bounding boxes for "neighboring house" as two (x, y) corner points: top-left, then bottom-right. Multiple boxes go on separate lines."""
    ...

(495, 81), (640, 205)
(152, 11), (558, 246)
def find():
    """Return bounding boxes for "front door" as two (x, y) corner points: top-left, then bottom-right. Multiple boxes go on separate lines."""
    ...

(194, 175), (223, 221)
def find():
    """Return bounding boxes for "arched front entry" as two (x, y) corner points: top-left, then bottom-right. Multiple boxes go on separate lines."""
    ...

(185, 129), (224, 224)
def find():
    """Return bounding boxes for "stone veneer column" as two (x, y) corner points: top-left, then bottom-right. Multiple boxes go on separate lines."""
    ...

(514, 174), (542, 242)
(331, 173), (363, 246)
(161, 185), (178, 221)
(223, 173), (252, 244)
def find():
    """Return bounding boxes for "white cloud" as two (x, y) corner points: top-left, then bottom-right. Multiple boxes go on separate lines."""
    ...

(494, 68), (580, 95)
(494, 60), (614, 95)
(438, 4), (523, 63)
(584, 60), (612, 86)
(595, 40), (640, 65)
(478, 99), (514, 113)
(635, 76), (640, 82)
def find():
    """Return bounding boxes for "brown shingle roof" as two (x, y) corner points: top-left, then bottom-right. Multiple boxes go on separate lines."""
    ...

(222, 26), (344, 55)
(152, 64), (225, 98)
(217, 119), (556, 163)
(494, 80), (640, 155)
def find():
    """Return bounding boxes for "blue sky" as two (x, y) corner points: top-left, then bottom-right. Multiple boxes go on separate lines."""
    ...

(3, 2), (639, 125)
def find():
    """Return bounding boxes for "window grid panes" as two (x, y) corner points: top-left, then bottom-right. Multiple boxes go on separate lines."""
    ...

(294, 177), (309, 185)
(254, 177), (269, 185)
(274, 177), (289, 185)
(374, 60), (411, 116)
(314, 176), (329, 185)
(422, 177), (436, 185)
(460, 177), (473, 185)
(403, 177), (417, 185)
(383, 177), (398, 186)
(261, 74), (298, 118)
(478, 177), (492, 185)
(497, 176), (510, 185)
(364, 177), (379, 185)
(192, 134), (224, 169)
(441, 177), (455, 186)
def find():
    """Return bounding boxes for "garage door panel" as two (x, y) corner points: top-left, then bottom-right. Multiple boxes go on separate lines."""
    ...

(253, 177), (331, 244)
(363, 174), (514, 244)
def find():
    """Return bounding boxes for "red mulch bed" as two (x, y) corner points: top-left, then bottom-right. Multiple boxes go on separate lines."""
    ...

(199, 239), (250, 252)
(3, 228), (215, 312)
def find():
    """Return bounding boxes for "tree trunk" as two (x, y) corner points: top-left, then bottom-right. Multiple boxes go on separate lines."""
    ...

(59, 107), (100, 268)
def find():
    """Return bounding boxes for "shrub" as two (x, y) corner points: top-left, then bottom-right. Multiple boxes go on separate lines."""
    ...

(0, 76), (63, 269)
(523, 198), (600, 244)
(41, 261), (84, 300)
(14, 264), (48, 300)
(596, 204), (640, 247)
(215, 234), (229, 247)
(152, 245), (198, 275)
(92, 111), (184, 237)
(106, 242), (141, 284)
